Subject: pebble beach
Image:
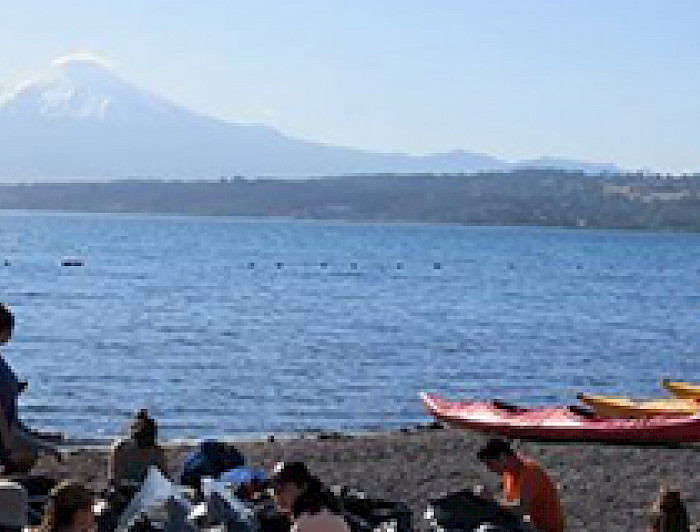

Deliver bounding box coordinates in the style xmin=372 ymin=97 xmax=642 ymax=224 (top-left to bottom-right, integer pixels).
xmin=31 ymin=425 xmax=700 ymax=531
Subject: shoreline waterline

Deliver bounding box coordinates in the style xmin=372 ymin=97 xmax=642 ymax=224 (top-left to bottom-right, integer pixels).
xmin=1 ymin=206 xmax=700 ymax=234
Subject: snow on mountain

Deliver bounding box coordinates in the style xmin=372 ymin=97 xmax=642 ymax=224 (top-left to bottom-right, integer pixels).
xmin=0 ymin=54 xmax=617 ymax=182
xmin=0 ymin=53 xmax=201 ymax=125
xmin=2 ymin=56 xmax=118 ymax=120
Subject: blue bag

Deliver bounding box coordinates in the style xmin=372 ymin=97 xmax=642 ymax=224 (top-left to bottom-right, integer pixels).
xmin=180 ymin=440 xmax=245 ymax=490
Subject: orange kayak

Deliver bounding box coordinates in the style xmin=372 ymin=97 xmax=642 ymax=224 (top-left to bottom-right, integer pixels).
xmin=577 ymin=393 xmax=698 ymax=419
xmin=662 ymin=379 xmax=700 ymax=400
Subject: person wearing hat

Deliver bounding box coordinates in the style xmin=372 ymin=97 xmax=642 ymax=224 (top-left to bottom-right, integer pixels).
xmin=476 ymin=438 xmax=565 ymax=532
xmin=37 ymin=480 xmax=96 ymax=532
xmin=0 ymin=303 xmax=61 ymax=474
xmin=269 ymin=461 xmax=350 ymax=532
xmin=0 ymin=479 xmax=28 ymax=532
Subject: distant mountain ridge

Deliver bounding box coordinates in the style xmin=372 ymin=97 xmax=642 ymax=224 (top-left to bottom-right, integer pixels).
xmin=0 ymin=54 xmax=620 ymax=182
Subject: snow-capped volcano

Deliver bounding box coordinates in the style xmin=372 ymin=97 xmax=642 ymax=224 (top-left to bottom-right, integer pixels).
xmin=0 ymin=54 xmax=616 ymax=182
xmin=1 ymin=53 xmax=196 ymax=125
xmin=2 ymin=55 xmax=118 ymax=120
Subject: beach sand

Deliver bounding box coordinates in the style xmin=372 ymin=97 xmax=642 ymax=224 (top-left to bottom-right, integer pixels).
xmin=31 ymin=426 xmax=700 ymax=531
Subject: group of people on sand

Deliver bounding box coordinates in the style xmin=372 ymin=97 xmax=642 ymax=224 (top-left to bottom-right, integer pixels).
xmin=0 ymin=400 xmax=352 ymax=532
xmin=0 ymin=302 xmax=693 ymax=532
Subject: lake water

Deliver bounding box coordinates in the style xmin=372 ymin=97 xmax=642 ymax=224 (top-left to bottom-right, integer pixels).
xmin=0 ymin=211 xmax=698 ymax=440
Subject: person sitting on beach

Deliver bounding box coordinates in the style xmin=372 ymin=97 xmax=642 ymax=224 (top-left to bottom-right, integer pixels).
xmin=0 ymin=303 xmax=61 ymax=474
xmin=476 ymin=438 xmax=564 ymax=532
xmin=270 ymin=461 xmax=350 ymax=532
xmin=38 ymin=480 xmax=97 ymax=532
xmin=649 ymin=486 xmax=690 ymax=532
xmin=108 ymin=409 xmax=167 ymax=496
xmin=101 ymin=409 xmax=167 ymax=531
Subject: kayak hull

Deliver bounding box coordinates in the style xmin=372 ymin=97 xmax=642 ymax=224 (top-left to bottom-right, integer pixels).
xmin=662 ymin=380 xmax=700 ymax=400
xmin=421 ymin=393 xmax=700 ymax=444
xmin=577 ymin=393 xmax=698 ymax=419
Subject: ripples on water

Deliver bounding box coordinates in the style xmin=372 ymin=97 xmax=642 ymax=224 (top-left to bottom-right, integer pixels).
xmin=0 ymin=212 xmax=698 ymax=440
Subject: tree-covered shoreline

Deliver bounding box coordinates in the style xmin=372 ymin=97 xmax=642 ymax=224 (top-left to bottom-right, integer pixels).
xmin=0 ymin=169 xmax=698 ymax=231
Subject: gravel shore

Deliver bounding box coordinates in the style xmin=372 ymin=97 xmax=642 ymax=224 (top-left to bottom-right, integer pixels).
xmin=30 ymin=426 xmax=700 ymax=531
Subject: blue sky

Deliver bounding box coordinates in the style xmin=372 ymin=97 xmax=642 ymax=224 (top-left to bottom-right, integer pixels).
xmin=1 ymin=0 xmax=699 ymax=173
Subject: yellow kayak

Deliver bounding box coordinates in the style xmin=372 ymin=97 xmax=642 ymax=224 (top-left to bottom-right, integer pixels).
xmin=577 ymin=392 xmax=698 ymax=419
xmin=661 ymin=379 xmax=700 ymax=400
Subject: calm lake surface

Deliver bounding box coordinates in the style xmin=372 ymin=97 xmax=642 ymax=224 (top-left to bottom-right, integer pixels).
xmin=0 ymin=211 xmax=698 ymax=440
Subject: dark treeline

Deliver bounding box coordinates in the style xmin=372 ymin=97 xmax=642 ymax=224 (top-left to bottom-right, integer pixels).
xmin=0 ymin=169 xmax=698 ymax=230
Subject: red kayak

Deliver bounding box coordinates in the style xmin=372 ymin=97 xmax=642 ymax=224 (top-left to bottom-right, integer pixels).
xmin=421 ymin=393 xmax=700 ymax=444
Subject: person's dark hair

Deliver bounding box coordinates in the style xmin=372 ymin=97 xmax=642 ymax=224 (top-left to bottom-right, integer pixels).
xmin=0 ymin=303 xmax=13 ymax=333
xmin=39 ymin=480 xmax=93 ymax=532
xmin=650 ymin=487 xmax=690 ymax=532
xmin=132 ymin=409 xmax=157 ymax=448
xmin=270 ymin=461 xmax=340 ymax=518
xmin=477 ymin=438 xmax=515 ymax=462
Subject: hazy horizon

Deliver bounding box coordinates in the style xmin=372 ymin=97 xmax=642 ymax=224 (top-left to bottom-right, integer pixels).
xmin=1 ymin=1 xmax=699 ymax=173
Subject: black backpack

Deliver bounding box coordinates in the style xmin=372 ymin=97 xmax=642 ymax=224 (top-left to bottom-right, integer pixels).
xmin=425 ymin=489 xmax=531 ymax=531
xmin=333 ymin=485 xmax=412 ymax=532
